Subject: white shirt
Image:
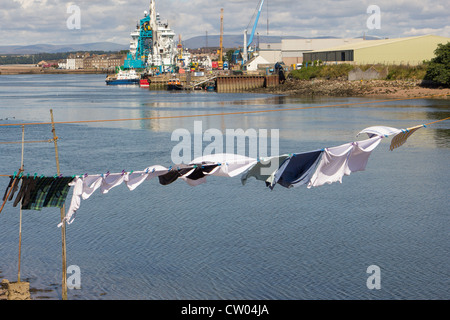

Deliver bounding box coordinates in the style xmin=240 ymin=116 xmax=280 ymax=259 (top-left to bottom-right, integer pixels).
xmin=308 ymin=136 xmax=381 ymax=188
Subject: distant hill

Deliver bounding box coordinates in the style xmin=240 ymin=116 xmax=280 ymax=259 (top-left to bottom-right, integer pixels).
xmin=183 ymin=35 xmax=308 ymax=49
xmin=0 ymin=35 xmax=382 ymax=55
xmin=181 ymin=35 xmax=363 ymax=49
xmin=0 ymin=42 xmax=128 ymax=55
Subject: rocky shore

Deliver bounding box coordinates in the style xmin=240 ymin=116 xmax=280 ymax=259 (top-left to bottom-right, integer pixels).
xmin=255 ymin=79 xmax=450 ymax=99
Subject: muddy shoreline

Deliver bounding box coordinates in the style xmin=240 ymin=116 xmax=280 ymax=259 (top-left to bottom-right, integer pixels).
xmin=254 ymin=79 xmax=450 ymax=99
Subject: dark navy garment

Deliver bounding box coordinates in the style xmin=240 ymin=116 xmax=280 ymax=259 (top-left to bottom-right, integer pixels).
xmin=269 ymin=149 xmax=323 ymax=189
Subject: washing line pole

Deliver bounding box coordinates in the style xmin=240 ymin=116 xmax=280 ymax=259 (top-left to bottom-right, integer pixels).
xmin=50 ymin=109 xmax=68 ymax=301
xmin=17 ymin=125 xmax=25 ymax=283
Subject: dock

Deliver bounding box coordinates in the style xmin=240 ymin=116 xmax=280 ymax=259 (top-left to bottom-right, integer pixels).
xmin=147 ymin=73 xmax=280 ymax=92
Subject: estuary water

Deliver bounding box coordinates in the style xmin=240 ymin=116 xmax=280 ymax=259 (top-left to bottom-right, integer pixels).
xmin=0 ymin=74 xmax=448 ymax=300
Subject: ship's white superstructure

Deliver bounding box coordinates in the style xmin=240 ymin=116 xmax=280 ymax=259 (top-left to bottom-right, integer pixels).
xmin=126 ymin=1 xmax=177 ymax=73
xmin=148 ymin=12 xmax=177 ymax=73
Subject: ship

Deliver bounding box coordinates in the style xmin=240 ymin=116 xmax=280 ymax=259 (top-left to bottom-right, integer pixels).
xmin=105 ymin=69 xmax=140 ymax=85
xmin=106 ymin=1 xmax=178 ymax=85
xmin=167 ymin=77 xmax=183 ymax=90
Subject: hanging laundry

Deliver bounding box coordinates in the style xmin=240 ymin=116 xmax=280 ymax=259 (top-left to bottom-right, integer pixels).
xmin=2 ymin=176 xmax=14 ymax=202
xmin=389 ymin=125 xmax=423 ymax=151
xmin=158 ymin=165 xmax=197 ymax=186
xmin=60 ymin=166 xmax=169 ymax=227
xmin=24 ymin=177 xmax=55 ymax=211
xmin=357 ymin=126 xmax=401 ymax=138
xmin=179 ymin=164 xmax=220 ymax=187
xmin=43 ymin=177 xmax=73 ymax=208
xmin=241 ymin=155 xmax=290 ymax=186
xmin=346 ymin=136 xmax=382 ymax=173
xmin=307 ymin=136 xmax=381 ymax=188
xmin=13 ymin=176 xmax=37 ymax=208
xmin=269 ymin=150 xmax=323 ymax=190
xmin=21 ymin=177 xmax=52 ymax=210
xmin=189 ymin=153 xmax=258 ymax=178
xmin=2 ymin=175 xmax=21 ymax=202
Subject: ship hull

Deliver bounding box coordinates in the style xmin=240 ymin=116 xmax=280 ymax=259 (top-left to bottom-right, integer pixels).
xmin=167 ymin=84 xmax=183 ymax=90
xmin=106 ymin=79 xmax=140 ymax=85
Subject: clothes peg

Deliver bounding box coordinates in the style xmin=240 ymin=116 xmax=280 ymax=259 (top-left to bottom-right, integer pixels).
xmin=34 ymin=173 xmax=37 ymax=180
xmin=121 ymin=170 xmax=126 ymax=176
xmin=423 ymin=124 xmax=427 ymax=128
xmin=13 ymin=171 xmax=17 ymax=179
xmin=151 ymin=168 xmax=155 ymax=173
xmin=106 ymin=171 xmax=110 ymax=177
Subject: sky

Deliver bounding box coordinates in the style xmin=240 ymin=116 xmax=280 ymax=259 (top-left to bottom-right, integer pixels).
xmin=1 ymin=0 xmax=449 ymax=46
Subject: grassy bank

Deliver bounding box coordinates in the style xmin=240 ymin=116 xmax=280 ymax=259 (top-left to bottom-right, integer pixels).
xmin=288 ymin=63 xmax=429 ymax=81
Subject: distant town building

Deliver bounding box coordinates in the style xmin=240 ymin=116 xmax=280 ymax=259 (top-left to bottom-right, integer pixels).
xmin=243 ymin=55 xmax=270 ymax=71
xmin=58 ymin=60 xmax=67 ymax=69
xmin=66 ymin=52 xmax=90 ymax=70
xmin=65 ymin=52 xmax=125 ymax=70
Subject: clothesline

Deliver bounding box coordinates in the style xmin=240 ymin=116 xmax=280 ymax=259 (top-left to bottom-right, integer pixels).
xmin=0 ymin=139 xmax=55 ymax=145
xmin=1 ymin=119 xmax=449 ymax=227
xmin=55 ymin=121 xmax=439 ymax=227
xmin=0 ymin=95 xmax=448 ymax=128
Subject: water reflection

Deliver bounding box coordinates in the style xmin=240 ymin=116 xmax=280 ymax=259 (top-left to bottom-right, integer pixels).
xmin=0 ymin=75 xmax=449 ymax=149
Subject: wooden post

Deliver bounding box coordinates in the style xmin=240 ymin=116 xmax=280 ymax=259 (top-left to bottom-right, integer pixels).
xmin=50 ymin=109 xmax=68 ymax=300
xmin=17 ymin=125 xmax=25 ymax=283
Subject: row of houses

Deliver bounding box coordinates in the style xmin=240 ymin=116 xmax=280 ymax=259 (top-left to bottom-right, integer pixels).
xmin=244 ymin=34 xmax=450 ymax=71
xmin=65 ymin=53 xmax=126 ymax=70
xmin=37 ymin=53 xmax=126 ymax=70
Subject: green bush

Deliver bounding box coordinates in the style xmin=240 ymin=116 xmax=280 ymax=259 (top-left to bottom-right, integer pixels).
xmin=424 ymin=42 xmax=450 ymax=87
xmin=385 ymin=64 xmax=428 ymax=80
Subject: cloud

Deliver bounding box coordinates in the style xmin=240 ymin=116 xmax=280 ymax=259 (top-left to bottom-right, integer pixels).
xmin=0 ymin=0 xmax=448 ymax=46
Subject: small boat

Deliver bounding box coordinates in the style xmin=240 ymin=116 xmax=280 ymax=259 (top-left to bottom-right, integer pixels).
xmin=106 ymin=69 xmax=140 ymax=85
xmin=140 ymin=79 xmax=150 ymax=88
xmin=167 ymin=78 xmax=183 ymax=90
xmin=205 ymin=81 xmax=216 ymax=92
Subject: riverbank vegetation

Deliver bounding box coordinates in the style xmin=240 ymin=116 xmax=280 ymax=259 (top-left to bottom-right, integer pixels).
xmin=289 ymin=41 xmax=450 ymax=87
xmin=289 ymin=63 xmax=428 ymax=81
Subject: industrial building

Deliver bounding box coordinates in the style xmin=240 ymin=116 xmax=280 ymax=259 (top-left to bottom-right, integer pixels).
xmin=258 ymin=38 xmax=366 ymax=66
xmin=303 ymin=35 xmax=450 ymax=65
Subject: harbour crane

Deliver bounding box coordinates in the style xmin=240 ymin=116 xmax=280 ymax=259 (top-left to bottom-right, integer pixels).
xmin=219 ymin=8 xmax=224 ymax=69
xmin=243 ymin=0 xmax=265 ymax=64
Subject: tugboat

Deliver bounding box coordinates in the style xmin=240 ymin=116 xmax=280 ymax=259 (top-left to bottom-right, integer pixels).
xmin=205 ymin=80 xmax=216 ymax=92
xmin=106 ymin=69 xmax=141 ymax=85
xmin=167 ymin=77 xmax=183 ymax=90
